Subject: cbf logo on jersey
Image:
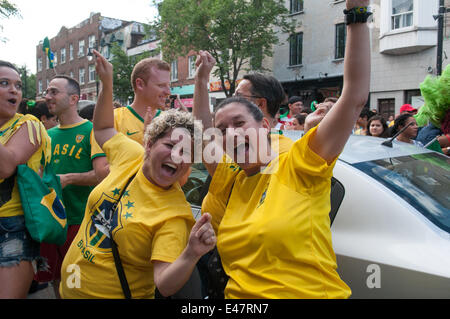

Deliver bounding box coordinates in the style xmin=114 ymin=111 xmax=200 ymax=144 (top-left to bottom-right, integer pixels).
xmin=85 ymin=192 xmax=125 ymax=251
xmin=76 ymin=134 xmax=85 ymax=143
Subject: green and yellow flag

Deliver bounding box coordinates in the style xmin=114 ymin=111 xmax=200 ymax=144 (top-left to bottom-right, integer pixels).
xmin=42 ymin=37 xmax=54 ymax=69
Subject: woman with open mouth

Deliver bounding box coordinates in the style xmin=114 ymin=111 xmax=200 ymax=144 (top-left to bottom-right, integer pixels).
xmin=193 ymin=0 xmax=371 ymax=299
xmin=59 ymin=51 xmax=216 ymax=299
xmin=0 ymin=60 xmax=53 ymax=298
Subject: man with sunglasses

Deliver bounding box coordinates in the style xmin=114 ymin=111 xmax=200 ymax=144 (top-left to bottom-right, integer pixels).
xmin=39 ymin=75 xmax=108 ymax=297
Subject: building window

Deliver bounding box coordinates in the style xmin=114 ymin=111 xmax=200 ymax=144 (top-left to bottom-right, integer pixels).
xmin=38 ymin=80 xmax=42 ymax=94
xmin=69 ymin=71 xmax=74 ymax=79
xmin=88 ymin=35 xmax=96 ymax=49
xmin=378 ymin=98 xmax=395 ymax=121
xmin=171 ymin=60 xmax=178 ymax=82
xmin=335 ymin=23 xmax=346 ymax=60
xmin=89 ymin=65 xmax=96 ymax=83
xmin=188 ymin=56 xmax=196 ymax=78
xmin=37 ymin=58 xmax=42 ymax=72
xmin=79 ymin=68 xmax=85 ymax=84
xmin=70 ymin=44 xmax=74 ymax=61
xmin=289 ymin=32 xmax=303 ymax=66
xmin=101 ymin=46 xmax=110 ymax=59
xmin=53 ymin=53 xmax=57 ymax=67
xmin=290 ymin=0 xmax=303 ymax=14
xmin=78 ymin=40 xmax=85 ymax=57
xmin=61 ymin=48 xmax=66 ymax=64
xmin=391 ymin=0 xmax=413 ymax=30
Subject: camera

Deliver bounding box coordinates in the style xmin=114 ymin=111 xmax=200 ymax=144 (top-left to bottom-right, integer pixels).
xmin=169 ymin=95 xmax=177 ymax=99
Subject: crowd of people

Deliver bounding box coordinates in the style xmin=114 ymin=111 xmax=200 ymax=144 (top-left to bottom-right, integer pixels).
xmin=0 ymin=0 xmax=448 ymax=299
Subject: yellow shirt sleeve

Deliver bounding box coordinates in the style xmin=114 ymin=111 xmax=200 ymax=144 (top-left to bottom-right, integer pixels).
xmin=277 ymin=126 xmax=338 ymax=195
xmin=90 ymin=130 xmax=106 ymax=160
xmin=201 ymin=155 xmax=240 ymax=233
xmin=151 ymin=217 xmax=192 ymax=263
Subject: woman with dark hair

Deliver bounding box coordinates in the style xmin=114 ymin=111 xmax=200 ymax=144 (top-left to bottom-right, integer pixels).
xmin=0 ymin=60 xmax=52 ymax=298
xmin=18 ymin=99 xmax=58 ymax=130
xmin=390 ymin=113 xmax=421 ymax=146
xmin=367 ymin=115 xmax=388 ymax=138
xmin=193 ymin=0 xmax=371 ymax=298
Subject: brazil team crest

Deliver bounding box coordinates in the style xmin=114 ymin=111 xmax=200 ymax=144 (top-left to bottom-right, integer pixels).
xmin=84 ymin=192 xmax=125 ymax=252
xmin=76 ymin=134 xmax=85 ymax=143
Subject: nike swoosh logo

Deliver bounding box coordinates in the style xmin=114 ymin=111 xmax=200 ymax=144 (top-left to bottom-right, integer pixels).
xmin=126 ymin=131 xmax=139 ymax=136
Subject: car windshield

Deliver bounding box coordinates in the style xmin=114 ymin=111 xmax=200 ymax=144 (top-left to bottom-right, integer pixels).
xmin=352 ymin=152 xmax=450 ymax=234
xmin=182 ymin=163 xmax=209 ymax=207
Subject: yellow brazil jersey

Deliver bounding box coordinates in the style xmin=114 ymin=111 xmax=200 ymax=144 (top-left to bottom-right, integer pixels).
xmin=91 ymin=106 xmax=147 ymax=155
xmin=114 ymin=106 xmax=145 ymax=144
xmin=60 ymin=133 xmax=195 ymax=299
xmin=201 ymin=133 xmax=294 ymax=233
xmin=0 ymin=114 xmax=51 ymax=218
xmin=211 ymin=126 xmax=351 ymax=299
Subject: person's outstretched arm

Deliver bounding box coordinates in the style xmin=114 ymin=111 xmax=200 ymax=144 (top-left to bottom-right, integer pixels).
xmin=92 ymin=49 xmax=117 ymax=148
xmin=309 ymin=0 xmax=371 ymax=163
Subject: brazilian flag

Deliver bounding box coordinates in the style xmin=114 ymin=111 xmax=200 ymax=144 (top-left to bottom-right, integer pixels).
xmin=17 ymin=163 xmax=67 ymax=245
xmin=42 ymin=37 xmax=54 ymax=69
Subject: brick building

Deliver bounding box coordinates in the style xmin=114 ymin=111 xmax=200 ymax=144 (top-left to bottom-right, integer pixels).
xmin=35 ymin=12 xmax=128 ymax=101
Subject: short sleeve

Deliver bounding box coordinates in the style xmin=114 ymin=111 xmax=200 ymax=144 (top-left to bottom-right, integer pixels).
xmin=277 ymin=126 xmax=338 ymax=195
xmin=90 ymin=130 xmax=106 ymax=160
xmin=102 ymin=133 xmax=144 ymax=172
xmin=201 ymin=155 xmax=240 ymax=233
xmin=151 ymin=217 xmax=192 ymax=263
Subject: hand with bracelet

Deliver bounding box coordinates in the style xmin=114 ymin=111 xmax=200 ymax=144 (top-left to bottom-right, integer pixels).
xmin=344 ymin=0 xmax=371 ymax=25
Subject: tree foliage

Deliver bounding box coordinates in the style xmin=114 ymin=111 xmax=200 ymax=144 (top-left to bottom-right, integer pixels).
xmin=109 ymin=43 xmax=152 ymax=104
xmin=0 ymin=0 xmax=20 ymax=42
xmin=17 ymin=65 xmax=36 ymax=99
xmin=153 ymin=0 xmax=295 ymax=97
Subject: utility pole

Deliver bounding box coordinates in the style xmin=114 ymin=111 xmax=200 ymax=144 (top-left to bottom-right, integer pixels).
xmin=435 ymin=0 xmax=449 ymax=75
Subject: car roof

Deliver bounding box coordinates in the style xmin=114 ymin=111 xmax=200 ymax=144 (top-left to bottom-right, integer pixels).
xmin=77 ymin=99 xmax=95 ymax=111
xmin=281 ymin=130 xmax=434 ymax=164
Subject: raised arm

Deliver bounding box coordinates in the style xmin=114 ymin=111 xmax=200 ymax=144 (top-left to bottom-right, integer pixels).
xmin=193 ymin=50 xmax=215 ymax=130
xmin=92 ymin=50 xmax=117 ymax=148
xmin=193 ymin=50 xmax=223 ymax=176
xmin=309 ymin=0 xmax=371 ymax=163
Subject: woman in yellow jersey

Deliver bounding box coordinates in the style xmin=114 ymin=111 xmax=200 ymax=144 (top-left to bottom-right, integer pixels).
xmin=0 ymin=61 xmax=52 ymax=298
xmin=193 ymin=0 xmax=370 ymax=298
xmin=59 ymin=51 xmax=216 ymax=299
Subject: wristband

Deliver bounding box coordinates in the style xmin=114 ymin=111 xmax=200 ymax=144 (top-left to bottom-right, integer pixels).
xmin=344 ymin=6 xmax=373 ymax=25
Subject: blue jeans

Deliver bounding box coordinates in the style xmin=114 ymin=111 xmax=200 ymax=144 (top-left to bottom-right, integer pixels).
xmin=0 ymin=215 xmax=42 ymax=271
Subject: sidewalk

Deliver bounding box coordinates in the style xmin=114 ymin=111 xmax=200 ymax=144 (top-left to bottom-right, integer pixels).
xmin=27 ymin=283 xmax=57 ymax=299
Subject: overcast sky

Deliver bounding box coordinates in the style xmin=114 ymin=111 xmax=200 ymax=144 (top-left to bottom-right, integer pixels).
xmin=1 ymin=0 xmax=158 ymax=73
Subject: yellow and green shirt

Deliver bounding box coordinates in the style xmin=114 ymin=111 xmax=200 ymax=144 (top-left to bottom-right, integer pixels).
xmin=0 ymin=113 xmax=52 ymax=218
xmin=60 ymin=133 xmax=195 ymax=299
xmin=48 ymin=120 xmax=105 ymax=225
xmin=206 ymin=127 xmax=351 ymax=299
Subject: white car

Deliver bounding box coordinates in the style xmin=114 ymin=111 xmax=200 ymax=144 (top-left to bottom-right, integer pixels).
xmin=183 ymin=132 xmax=450 ymax=298
xmin=330 ymin=134 xmax=450 ymax=298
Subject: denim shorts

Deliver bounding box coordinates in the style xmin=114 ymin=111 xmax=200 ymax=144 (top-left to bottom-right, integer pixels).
xmin=0 ymin=215 xmax=43 ymax=272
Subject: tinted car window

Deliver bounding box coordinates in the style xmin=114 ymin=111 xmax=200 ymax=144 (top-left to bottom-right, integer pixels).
xmin=182 ymin=163 xmax=209 ymax=207
xmin=352 ymin=152 xmax=450 ymax=234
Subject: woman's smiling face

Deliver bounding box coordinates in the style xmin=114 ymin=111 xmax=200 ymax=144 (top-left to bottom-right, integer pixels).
xmin=0 ymin=66 xmax=22 ymax=122
xmin=143 ymin=127 xmax=193 ymax=189
xmin=214 ymin=101 xmax=270 ymax=175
